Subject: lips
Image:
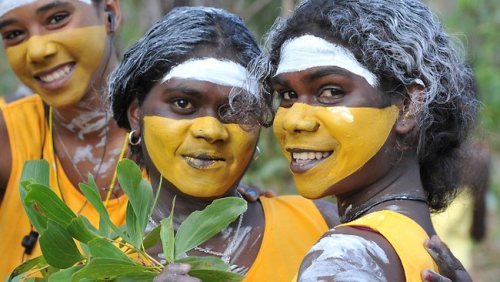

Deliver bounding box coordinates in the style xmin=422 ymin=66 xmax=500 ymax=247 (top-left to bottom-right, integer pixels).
xmin=182 ymin=153 xmax=226 ymax=169
xmin=288 ymin=149 xmax=333 ymax=173
xmin=34 ymin=63 xmax=75 ymax=90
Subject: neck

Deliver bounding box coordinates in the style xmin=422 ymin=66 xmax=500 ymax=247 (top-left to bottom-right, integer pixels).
xmin=337 ymin=152 xmax=427 ymax=223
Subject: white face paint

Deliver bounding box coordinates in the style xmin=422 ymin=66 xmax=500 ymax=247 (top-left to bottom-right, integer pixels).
xmin=162 ymin=58 xmax=259 ymax=98
xmin=275 ymin=34 xmax=378 ymax=87
xmin=0 ymin=0 xmax=92 ymax=17
xmin=299 ymin=233 xmax=389 ymax=282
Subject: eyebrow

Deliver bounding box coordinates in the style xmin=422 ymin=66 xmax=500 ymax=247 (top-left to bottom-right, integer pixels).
xmin=163 ymin=84 xmax=203 ymax=97
xmin=36 ymin=1 xmax=71 ymax=16
xmin=0 ymin=18 xmax=16 ymax=30
xmin=272 ymin=66 xmax=355 ymax=87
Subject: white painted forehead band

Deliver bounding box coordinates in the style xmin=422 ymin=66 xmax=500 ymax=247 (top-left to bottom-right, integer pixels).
xmin=275 ymin=34 xmax=379 ymax=87
xmin=162 ymin=58 xmax=259 ymax=98
xmin=0 ymin=0 xmax=92 ymax=18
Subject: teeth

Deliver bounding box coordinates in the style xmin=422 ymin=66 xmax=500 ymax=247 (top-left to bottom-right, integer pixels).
xmin=292 ymin=151 xmax=332 ymax=161
xmin=39 ymin=65 xmax=72 ymax=83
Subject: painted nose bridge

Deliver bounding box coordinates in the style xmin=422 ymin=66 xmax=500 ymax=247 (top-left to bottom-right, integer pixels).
xmin=190 ymin=117 xmax=229 ymax=143
xmin=26 ymin=35 xmax=57 ymax=63
xmin=282 ymin=103 xmax=320 ymax=133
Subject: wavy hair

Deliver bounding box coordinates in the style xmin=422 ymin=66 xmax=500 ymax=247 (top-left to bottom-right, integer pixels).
xmin=108 ymin=6 xmax=268 ymax=130
xmin=253 ymin=0 xmax=479 ymax=211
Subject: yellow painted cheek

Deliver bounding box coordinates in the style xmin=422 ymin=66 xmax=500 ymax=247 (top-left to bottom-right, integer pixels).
xmin=272 ymin=107 xmax=291 ymax=162
xmin=144 ymin=116 xmax=258 ymax=198
xmin=5 ymin=25 xmax=106 ymax=107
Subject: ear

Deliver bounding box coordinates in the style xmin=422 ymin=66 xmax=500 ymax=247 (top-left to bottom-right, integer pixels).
xmin=127 ymin=98 xmax=141 ymax=135
xmin=104 ymin=0 xmax=122 ymax=33
xmin=395 ymin=83 xmax=425 ymax=135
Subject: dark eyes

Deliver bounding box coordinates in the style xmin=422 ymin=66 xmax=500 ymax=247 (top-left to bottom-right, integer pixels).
xmin=172 ymin=98 xmax=194 ymax=110
xmin=2 ymin=30 xmax=23 ymax=41
xmin=47 ymin=12 xmax=70 ymax=27
xmin=277 ymin=86 xmax=345 ymax=107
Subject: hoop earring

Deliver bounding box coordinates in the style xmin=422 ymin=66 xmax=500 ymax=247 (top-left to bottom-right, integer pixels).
xmin=128 ymin=130 xmax=142 ymax=146
xmin=253 ymin=146 xmax=261 ymax=161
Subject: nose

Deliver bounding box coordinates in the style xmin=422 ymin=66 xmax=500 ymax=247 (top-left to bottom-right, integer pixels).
xmin=190 ymin=117 xmax=229 ymax=143
xmin=282 ymin=104 xmax=320 ymax=133
xmin=26 ymin=35 xmax=57 ymax=64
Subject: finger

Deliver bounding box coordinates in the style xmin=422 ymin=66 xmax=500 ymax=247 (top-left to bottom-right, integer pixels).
xmin=237 ymin=186 xmax=259 ymax=202
xmin=263 ymin=190 xmax=277 ymax=198
xmin=421 ymin=269 xmax=452 ymax=282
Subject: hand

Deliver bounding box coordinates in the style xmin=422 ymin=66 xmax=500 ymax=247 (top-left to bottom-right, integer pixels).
xmin=153 ymin=263 xmax=201 ymax=282
xmin=237 ymin=183 xmax=276 ymax=202
xmin=421 ymin=235 xmax=472 ymax=282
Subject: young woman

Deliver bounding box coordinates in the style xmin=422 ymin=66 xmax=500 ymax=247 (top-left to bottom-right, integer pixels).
xmin=0 ymin=0 xmax=128 ymax=276
xmin=108 ymin=7 xmax=335 ymax=281
xmin=255 ymin=0 xmax=479 ymax=280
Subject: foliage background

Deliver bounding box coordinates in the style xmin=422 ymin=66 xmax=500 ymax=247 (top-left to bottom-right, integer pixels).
xmin=0 ymin=0 xmax=499 ymax=280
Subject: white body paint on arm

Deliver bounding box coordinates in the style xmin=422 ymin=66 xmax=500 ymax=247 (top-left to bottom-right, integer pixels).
xmin=299 ymin=233 xmax=389 ymax=282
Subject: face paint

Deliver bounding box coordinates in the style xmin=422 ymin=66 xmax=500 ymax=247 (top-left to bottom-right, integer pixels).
xmin=273 ymin=103 xmax=399 ymax=199
xmin=144 ymin=115 xmax=258 ymax=198
xmin=0 ymin=0 xmax=92 ymax=17
xmin=163 ymin=58 xmax=259 ymax=98
xmin=5 ymin=25 xmax=106 ymax=107
xmin=275 ymin=35 xmax=378 ymax=87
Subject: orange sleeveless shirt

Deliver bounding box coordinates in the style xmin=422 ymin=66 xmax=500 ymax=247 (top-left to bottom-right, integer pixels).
xmin=0 ymin=96 xmax=128 ymax=279
xmin=244 ymin=195 xmax=328 ymax=281
xmin=338 ymin=210 xmax=438 ymax=281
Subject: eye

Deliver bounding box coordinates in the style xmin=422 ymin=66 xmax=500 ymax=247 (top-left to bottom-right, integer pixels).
xmin=47 ymin=12 xmax=70 ymax=27
xmin=170 ymin=98 xmax=196 ymax=115
xmin=2 ymin=29 xmax=24 ymax=42
xmin=281 ymin=91 xmax=298 ymax=101
xmin=317 ymin=86 xmax=345 ymax=104
xmin=173 ymin=98 xmax=193 ymax=109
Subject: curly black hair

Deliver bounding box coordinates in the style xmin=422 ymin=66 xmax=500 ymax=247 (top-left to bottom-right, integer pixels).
xmin=253 ymin=0 xmax=479 ymax=211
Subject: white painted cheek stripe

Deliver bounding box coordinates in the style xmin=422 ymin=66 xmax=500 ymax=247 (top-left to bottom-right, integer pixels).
xmin=275 ymin=34 xmax=378 ymax=87
xmin=0 ymin=0 xmax=92 ymax=17
xmin=162 ymin=58 xmax=259 ymax=98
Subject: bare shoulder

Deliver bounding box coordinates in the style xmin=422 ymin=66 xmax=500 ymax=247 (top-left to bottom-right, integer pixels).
xmin=312 ymin=199 xmax=339 ymax=228
xmin=297 ymin=226 xmax=404 ymax=282
xmin=0 ymin=108 xmax=12 ymax=198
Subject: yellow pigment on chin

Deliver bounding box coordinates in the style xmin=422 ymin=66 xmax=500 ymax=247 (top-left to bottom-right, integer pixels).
xmin=273 ymin=103 xmax=399 ymax=199
xmin=5 ymin=25 xmax=106 ymax=107
xmin=144 ymin=115 xmax=258 ymax=198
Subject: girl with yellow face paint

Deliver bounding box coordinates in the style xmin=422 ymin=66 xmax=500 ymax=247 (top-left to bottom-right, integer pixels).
xmin=0 ymin=0 xmax=129 ymax=276
xmin=256 ymin=0 xmax=479 ymax=281
xmin=109 ymin=7 xmax=338 ymax=281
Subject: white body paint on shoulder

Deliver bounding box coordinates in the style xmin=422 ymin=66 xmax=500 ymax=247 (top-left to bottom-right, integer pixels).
xmin=275 ymin=34 xmax=379 ymax=87
xmin=299 ymin=233 xmax=389 ymax=282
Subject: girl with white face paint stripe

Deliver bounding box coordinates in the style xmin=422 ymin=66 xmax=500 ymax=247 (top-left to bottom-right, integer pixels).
xmin=254 ymin=0 xmax=478 ymax=281
xmin=0 ymin=0 xmax=129 ymax=276
xmin=108 ymin=7 xmax=339 ymax=281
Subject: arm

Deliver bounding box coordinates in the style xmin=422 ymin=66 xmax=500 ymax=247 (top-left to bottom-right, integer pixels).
xmin=298 ymin=226 xmax=404 ymax=281
xmin=0 ymin=109 xmax=13 ymax=202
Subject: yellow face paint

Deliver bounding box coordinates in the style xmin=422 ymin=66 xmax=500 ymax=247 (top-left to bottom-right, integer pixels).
xmin=5 ymin=25 xmax=106 ymax=107
xmin=144 ymin=115 xmax=259 ymax=198
xmin=273 ymin=103 xmax=399 ymax=199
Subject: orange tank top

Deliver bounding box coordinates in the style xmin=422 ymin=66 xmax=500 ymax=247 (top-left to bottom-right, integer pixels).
xmin=0 ymin=96 xmax=128 ymax=279
xmin=244 ymin=195 xmax=328 ymax=282
xmin=338 ymin=210 xmax=438 ymax=281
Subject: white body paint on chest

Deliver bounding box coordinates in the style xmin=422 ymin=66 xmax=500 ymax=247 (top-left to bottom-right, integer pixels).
xmin=299 ymin=233 xmax=389 ymax=282
xmin=0 ymin=0 xmax=92 ymax=17
xmin=275 ymin=34 xmax=379 ymax=87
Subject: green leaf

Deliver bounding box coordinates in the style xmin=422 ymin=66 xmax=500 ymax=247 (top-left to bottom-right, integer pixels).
xmin=9 ymin=256 xmax=47 ymax=281
xmin=175 ymin=197 xmax=247 ymax=258
xmin=118 ymin=160 xmax=154 ymax=238
xmin=79 ymin=175 xmax=124 ymax=240
xmin=67 ymin=217 xmax=99 ymax=244
xmin=87 ymin=238 xmax=132 ymax=263
xmin=188 ymin=269 xmax=244 ymax=282
xmin=125 ymin=202 xmax=142 ymax=248
xmin=39 ymin=220 xmax=83 ymax=269
xmin=19 ymin=160 xmax=51 ymax=233
xmin=176 ymin=256 xmax=229 ymax=272
xmin=143 ymin=225 xmax=161 ymax=250
xmin=160 ymin=197 xmax=175 ymax=264
xmin=47 ymin=265 xmax=83 ymax=282
xmin=71 ymin=258 xmax=156 ymax=282
xmin=24 ymin=184 xmax=77 ymax=227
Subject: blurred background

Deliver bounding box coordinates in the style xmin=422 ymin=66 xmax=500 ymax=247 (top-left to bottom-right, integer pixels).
xmin=1 ymin=0 xmax=498 ymax=280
